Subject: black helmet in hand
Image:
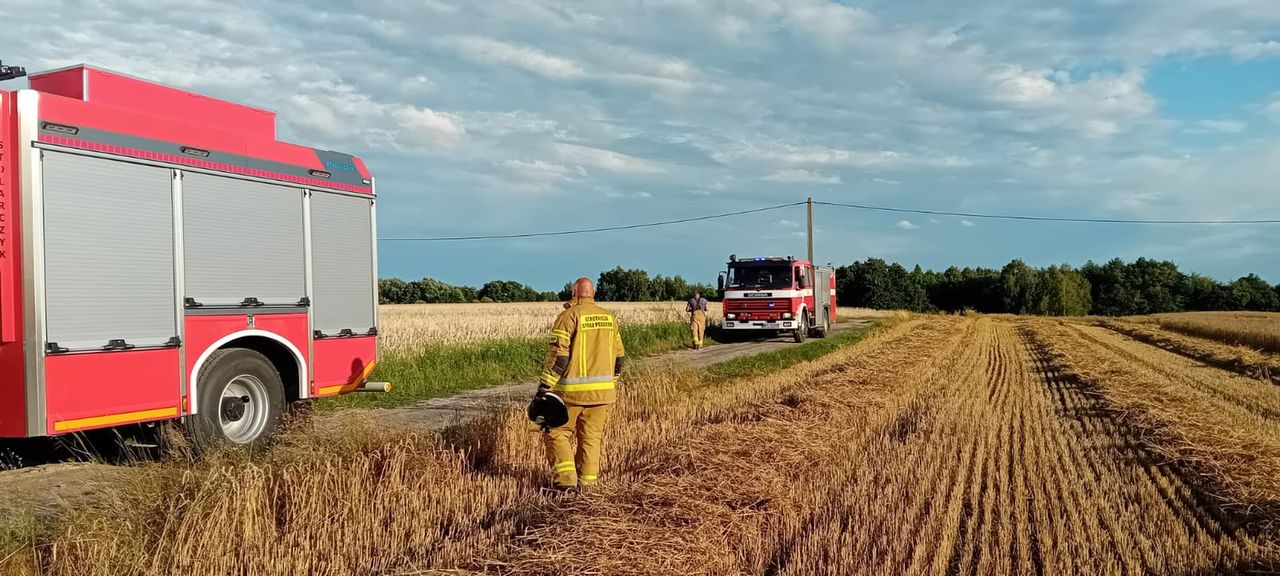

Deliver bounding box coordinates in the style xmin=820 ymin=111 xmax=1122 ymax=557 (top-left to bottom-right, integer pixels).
xmin=528 ymin=391 xmax=569 ymax=431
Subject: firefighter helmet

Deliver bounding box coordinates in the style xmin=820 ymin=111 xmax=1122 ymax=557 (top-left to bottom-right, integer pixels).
xmin=528 ymin=391 xmax=569 ymax=431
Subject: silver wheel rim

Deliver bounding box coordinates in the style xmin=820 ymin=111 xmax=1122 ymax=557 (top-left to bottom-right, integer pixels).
xmin=219 ymin=374 xmax=270 ymax=444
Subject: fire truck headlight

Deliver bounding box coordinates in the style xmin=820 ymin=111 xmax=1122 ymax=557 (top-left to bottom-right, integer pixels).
xmin=782 ymin=312 xmax=793 ymax=319
xmin=726 ymin=313 xmax=737 ymax=320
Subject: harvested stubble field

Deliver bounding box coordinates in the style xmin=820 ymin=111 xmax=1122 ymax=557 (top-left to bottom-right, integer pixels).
xmin=8 ymin=315 xmax=1280 ymax=575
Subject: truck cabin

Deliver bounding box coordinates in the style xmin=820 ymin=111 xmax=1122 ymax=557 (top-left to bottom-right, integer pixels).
xmin=721 ymin=257 xmax=815 ymax=293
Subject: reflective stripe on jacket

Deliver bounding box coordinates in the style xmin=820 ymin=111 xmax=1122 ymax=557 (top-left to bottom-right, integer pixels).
xmin=541 ymin=297 xmax=625 ymax=405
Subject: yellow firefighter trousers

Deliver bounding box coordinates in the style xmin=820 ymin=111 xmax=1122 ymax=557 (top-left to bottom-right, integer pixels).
xmin=545 ymin=403 xmax=612 ymax=487
xmin=690 ymin=311 xmax=707 ymax=348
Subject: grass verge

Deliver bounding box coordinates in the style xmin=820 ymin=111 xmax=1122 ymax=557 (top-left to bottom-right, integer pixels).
xmin=318 ymin=321 xmax=694 ymax=410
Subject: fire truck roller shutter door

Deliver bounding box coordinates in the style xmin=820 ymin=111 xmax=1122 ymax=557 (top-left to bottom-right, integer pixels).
xmin=182 ymin=173 xmax=304 ymax=307
xmin=309 ymin=191 xmax=374 ymax=336
xmin=41 ymin=151 xmax=177 ymax=350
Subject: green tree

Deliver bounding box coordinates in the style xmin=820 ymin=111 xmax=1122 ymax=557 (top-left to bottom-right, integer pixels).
xmin=1082 ymin=259 xmax=1139 ymax=316
xmin=408 ymin=278 xmax=467 ymax=303
xmin=478 ymin=280 xmax=540 ymax=303
xmin=378 ymin=278 xmax=411 ymax=304
xmin=837 ymin=258 xmax=893 ymax=309
xmin=1184 ymin=274 xmax=1229 ymax=311
xmin=597 ymin=267 xmax=652 ymax=301
xmin=650 ymin=274 xmax=693 ymax=301
xmin=1033 ymin=265 xmax=1092 ymax=316
xmin=1128 ymin=258 xmax=1186 ymax=313
xmin=1228 ymin=274 xmax=1279 ymax=311
xmin=836 ymin=259 xmax=929 ymax=311
xmin=999 ymin=259 xmax=1039 ymax=314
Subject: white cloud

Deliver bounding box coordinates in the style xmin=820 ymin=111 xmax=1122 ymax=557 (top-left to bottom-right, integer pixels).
xmin=761 ymin=169 xmax=842 ymax=184
xmin=392 ymin=105 xmax=468 ymax=143
xmin=785 ymin=1 xmax=873 ymax=52
xmin=499 ymin=159 xmax=580 ymax=183
xmin=872 ymin=177 xmax=901 ymax=185
xmin=440 ymin=36 xmax=584 ymax=79
xmin=1265 ymin=93 xmax=1280 ymax=123
xmin=286 ymin=92 xmax=466 ymax=150
xmin=961 ymin=220 xmax=976 ymax=227
xmin=896 ymin=220 xmax=919 ymax=230
xmin=778 ymin=219 xmax=800 ymax=228
xmin=1183 ymin=119 xmax=1246 ymax=134
xmin=602 ymin=190 xmax=654 ymax=200
xmin=1080 ymin=119 xmax=1121 ymax=139
xmin=555 ymin=143 xmax=665 ymax=174
xmin=1230 ymin=41 xmax=1280 ymax=60
xmin=988 ymin=66 xmax=1057 ymax=105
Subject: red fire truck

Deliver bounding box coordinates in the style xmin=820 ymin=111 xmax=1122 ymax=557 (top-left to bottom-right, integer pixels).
xmin=718 ymin=255 xmax=837 ymax=343
xmin=0 ymin=64 xmax=384 ymax=449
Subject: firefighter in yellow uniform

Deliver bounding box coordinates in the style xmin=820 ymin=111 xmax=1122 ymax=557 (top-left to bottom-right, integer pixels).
xmin=540 ymin=277 xmax=625 ymax=490
xmin=686 ymin=290 xmax=708 ymax=349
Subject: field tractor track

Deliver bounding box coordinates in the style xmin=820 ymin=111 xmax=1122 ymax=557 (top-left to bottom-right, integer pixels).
xmin=1022 ymin=322 xmax=1277 ymax=575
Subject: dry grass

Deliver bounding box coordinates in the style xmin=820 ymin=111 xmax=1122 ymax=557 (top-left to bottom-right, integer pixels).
xmin=9 ymin=315 xmax=1280 ymax=575
xmin=379 ymin=302 xmax=879 ymax=352
xmin=1142 ymin=311 xmax=1280 ymax=354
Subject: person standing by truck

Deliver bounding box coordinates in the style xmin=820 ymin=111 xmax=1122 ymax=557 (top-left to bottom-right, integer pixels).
xmin=538 ymin=277 xmax=625 ymax=492
xmin=686 ymin=290 xmax=709 ymax=350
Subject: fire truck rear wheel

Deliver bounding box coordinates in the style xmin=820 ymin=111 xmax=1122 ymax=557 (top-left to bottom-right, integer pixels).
xmin=188 ymin=348 xmax=286 ymax=452
xmin=814 ymin=311 xmax=830 ymax=339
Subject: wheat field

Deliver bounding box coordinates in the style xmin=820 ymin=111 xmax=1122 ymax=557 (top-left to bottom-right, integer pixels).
xmin=14 ymin=314 xmax=1280 ymax=575
xmin=1144 ymin=311 xmax=1280 ymax=353
xmin=378 ymin=302 xmax=877 ymax=353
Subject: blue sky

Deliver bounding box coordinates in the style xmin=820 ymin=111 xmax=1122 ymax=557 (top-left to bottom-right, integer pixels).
xmin=3 ymin=0 xmax=1279 ymax=290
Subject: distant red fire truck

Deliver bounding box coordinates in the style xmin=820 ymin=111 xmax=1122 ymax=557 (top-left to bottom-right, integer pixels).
xmin=718 ymin=255 xmax=837 ymax=343
xmin=0 ymin=64 xmax=384 ymax=448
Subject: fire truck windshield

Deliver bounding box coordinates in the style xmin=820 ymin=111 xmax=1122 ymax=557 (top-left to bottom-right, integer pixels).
xmin=727 ymin=264 xmax=793 ymax=290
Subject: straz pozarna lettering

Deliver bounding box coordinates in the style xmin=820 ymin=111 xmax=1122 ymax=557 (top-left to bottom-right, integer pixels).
xmin=580 ymin=315 xmax=615 ymax=330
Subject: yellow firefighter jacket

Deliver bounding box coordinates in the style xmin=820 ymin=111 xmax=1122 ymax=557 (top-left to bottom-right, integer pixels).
xmin=541 ymin=297 xmax=625 ymax=405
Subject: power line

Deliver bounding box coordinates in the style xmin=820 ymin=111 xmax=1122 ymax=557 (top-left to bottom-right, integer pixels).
xmin=814 ymin=201 xmax=1280 ymax=225
xmin=378 ymin=198 xmax=1280 ymax=243
xmin=379 ymin=201 xmax=806 ymax=242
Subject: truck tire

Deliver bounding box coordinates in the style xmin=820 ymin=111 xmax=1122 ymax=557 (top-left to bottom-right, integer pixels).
xmin=793 ymin=313 xmax=808 ymax=343
xmin=814 ymin=310 xmax=830 ymax=339
xmin=186 ymin=348 xmax=285 ymax=453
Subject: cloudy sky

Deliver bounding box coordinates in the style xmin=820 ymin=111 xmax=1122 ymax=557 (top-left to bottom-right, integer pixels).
xmin=3 ymin=0 xmax=1279 ymax=289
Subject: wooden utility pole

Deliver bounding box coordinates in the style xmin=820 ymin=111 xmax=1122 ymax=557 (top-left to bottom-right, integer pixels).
xmin=806 ymin=197 xmax=814 ymax=264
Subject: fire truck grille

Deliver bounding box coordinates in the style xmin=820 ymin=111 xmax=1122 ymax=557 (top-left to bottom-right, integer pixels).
xmin=728 ymin=299 xmax=790 ymax=312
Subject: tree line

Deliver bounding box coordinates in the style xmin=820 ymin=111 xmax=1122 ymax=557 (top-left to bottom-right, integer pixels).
xmin=837 ymin=257 xmax=1280 ymax=316
xmin=379 ymin=267 xmax=717 ymax=304
xmin=381 ymin=257 xmax=1278 ymax=316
